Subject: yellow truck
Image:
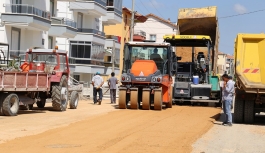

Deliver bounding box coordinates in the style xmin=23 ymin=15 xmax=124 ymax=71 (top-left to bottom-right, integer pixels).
xmin=234 ymin=33 xmax=265 ymax=124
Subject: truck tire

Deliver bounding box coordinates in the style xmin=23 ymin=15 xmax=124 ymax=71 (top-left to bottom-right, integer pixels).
xmin=2 ymin=93 xmax=19 ymax=116
xmin=37 ymin=99 xmax=46 ymax=108
xmin=69 ymin=91 xmax=79 ymax=109
xmin=51 ymin=75 xmax=68 ymax=111
xmin=244 ymin=100 xmax=254 ymax=124
xmin=234 ymin=98 xmax=244 ymax=123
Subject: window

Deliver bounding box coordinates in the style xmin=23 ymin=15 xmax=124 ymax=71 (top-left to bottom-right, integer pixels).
xmin=77 ymin=13 xmax=83 ymax=29
xmin=48 ymin=36 xmax=53 ymax=49
xmin=107 ymin=0 xmax=114 ymax=6
xmin=124 ymin=15 xmax=127 ymax=25
xmin=73 ymin=75 xmax=80 ymax=81
xmin=50 ymin=0 xmax=54 ymax=16
xmin=150 ymin=34 xmax=156 ymax=41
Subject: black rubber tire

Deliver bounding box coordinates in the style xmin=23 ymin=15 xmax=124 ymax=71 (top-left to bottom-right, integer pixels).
xmin=0 ymin=94 xmax=5 ymax=116
xmin=37 ymin=99 xmax=46 ymax=108
xmin=244 ymin=100 xmax=255 ymax=124
xmin=69 ymin=91 xmax=79 ymax=109
xmin=234 ymin=97 xmax=244 ymax=123
xmin=51 ymin=75 xmax=68 ymax=111
xmin=2 ymin=93 xmax=19 ymax=116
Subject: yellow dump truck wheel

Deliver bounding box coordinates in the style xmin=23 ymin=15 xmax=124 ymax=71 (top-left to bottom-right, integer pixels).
xmin=244 ymin=100 xmax=254 ymax=124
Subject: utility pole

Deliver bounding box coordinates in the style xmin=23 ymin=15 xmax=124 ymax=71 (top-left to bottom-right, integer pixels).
xmin=112 ymin=39 xmax=115 ymax=72
xmin=130 ymin=0 xmax=135 ymax=41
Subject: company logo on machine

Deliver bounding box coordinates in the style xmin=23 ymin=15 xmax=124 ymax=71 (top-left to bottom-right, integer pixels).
xmin=180 ymin=89 xmax=184 ymax=94
xmin=139 ymin=71 xmax=144 ymax=76
xmin=135 ymin=78 xmax=146 ymax=81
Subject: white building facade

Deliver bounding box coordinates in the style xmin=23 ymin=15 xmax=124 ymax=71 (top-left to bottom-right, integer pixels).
xmin=134 ymin=13 xmax=177 ymax=43
xmin=0 ymin=0 xmax=122 ymax=84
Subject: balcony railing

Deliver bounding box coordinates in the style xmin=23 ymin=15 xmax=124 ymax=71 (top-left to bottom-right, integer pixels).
xmin=107 ymin=6 xmax=122 ymax=16
xmin=77 ymin=0 xmax=106 ymax=6
xmin=4 ymin=4 xmax=51 ymax=20
xmin=134 ymin=30 xmax=146 ymax=37
xmin=77 ymin=28 xmax=105 ymax=37
xmin=51 ymin=17 xmax=77 ymax=29
xmin=105 ymin=35 xmax=118 ymax=41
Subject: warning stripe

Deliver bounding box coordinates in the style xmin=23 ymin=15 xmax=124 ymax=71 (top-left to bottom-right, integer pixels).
xmin=243 ymin=69 xmax=250 ymax=73
xmin=251 ymin=69 xmax=259 ymax=73
xmin=243 ymin=68 xmax=260 ymax=73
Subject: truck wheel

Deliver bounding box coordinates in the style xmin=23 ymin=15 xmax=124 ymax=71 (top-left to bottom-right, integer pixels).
xmin=69 ymin=91 xmax=79 ymax=109
xmin=244 ymin=100 xmax=254 ymax=124
xmin=51 ymin=75 xmax=68 ymax=111
xmin=166 ymin=86 xmax=173 ymax=108
xmin=2 ymin=93 xmax=19 ymax=116
xmin=37 ymin=99 xmax=46 ymax=108
xmin=234 ymin=98 xmax=244 ymax=123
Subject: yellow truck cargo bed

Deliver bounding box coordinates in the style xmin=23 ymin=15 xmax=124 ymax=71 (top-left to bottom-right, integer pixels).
xmin=235 ymin=33 xmax=265 ymax=92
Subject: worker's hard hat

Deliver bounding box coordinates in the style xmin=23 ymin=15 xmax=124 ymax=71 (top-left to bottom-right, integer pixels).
xmin=96 ymin=72 xmax=100 ymax=75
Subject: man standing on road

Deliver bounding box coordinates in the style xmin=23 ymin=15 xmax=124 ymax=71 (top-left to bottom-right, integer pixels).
xmin=222 ymin=74 xmax=235 ymax=126
xmin=108 ymin=72 xmax=118 ymax=104
xmin=92 ymin=72 xmax=104 ymax=105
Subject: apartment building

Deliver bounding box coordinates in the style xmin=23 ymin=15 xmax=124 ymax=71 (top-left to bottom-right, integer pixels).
xmin=0 ymin=0 xmax=51 ymax=55
xmin=0 ymin=0 xmax=123 ymax=84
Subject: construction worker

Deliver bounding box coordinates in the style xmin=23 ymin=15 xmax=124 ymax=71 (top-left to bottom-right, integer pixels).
xmin=92 ymin=72 xmax=104 ymax=105
xmin=221 ymin=74 xmax=235 ymax=126
xmin=108 ymin=72 xmax=118 ymax=104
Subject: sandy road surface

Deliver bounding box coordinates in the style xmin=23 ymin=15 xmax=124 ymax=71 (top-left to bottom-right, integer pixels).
xmin=0 ymin=99 xmax=119 ymax=144
xmin=0 ymin=100 xmax=220 ymax=153
xmin=193 ymin=108 xmax=265 ymax=153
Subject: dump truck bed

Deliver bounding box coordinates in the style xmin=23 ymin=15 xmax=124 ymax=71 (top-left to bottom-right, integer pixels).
xmin=0 ymin=71 xmax=50 ymax=91
xmin=177 ymin=6 xmax=219 ymax=74
xmin=235 ymin=33 xmax=265 ymax=92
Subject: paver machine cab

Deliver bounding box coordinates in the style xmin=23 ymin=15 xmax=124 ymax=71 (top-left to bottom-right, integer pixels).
xmin=119 ymin=41 xmax=177 ymax=110
xmin=163 ymin=6 xmax=221 ymax=105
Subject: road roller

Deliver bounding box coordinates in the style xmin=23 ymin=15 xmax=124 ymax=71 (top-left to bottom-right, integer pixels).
xmin=118 ymin=41 xmax=177 ymax=110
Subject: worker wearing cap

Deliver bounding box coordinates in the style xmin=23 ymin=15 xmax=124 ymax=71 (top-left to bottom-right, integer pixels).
xmin=92 ymin=72 xmax=104 ymax=105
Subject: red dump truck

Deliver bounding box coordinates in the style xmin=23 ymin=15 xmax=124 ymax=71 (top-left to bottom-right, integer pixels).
xmin=0 ymin=45 xmax=79 ymax=116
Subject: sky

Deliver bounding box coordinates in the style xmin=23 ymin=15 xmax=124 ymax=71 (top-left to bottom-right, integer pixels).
xmin=123 ymin=0 xmax=265 ymax=55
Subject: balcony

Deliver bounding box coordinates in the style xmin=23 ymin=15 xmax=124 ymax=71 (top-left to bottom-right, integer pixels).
xmin=49 ymin=17 xmax=77 ymax=38
xmin=72 ymin=28 xmax=105 ymax=45
xmin=1 ymin=4 xmax=51 ymax=31
xmin=70 ymin=0 xmax=107 ymax=17
xmin=102 ymin=6 xmax=122 ymax=25
xmin=133 ymin=30 xmax=146 ymax=42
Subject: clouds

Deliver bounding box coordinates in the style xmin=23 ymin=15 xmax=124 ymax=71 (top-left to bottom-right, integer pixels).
xmin=146 ymin=0 xmax=164 ymax=9
xmin=234 ymin=4 xmax=247 ymax=14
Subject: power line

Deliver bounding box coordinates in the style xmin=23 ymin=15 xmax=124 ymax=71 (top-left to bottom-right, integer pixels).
xmin=148 ymin=0 xmax=165 ymax=19
xmin=219 ymin=8 xmax=265 ymax=19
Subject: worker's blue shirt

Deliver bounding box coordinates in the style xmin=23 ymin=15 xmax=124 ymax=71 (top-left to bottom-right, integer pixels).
xmin=222 ymin=80 xmax=235 ymax=101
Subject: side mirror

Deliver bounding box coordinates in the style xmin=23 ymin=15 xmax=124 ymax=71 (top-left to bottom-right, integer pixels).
xmin=177 ymin=56 xmax=182 ymax=61
xmin=171 ymin=62 xmax=177 ymax=75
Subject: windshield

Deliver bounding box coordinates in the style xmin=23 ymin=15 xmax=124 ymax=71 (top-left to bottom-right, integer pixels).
xmin=28 ymin=54 xmax=57 ymax=65
xmin=123 ymin=45 xmax=169 ymax=74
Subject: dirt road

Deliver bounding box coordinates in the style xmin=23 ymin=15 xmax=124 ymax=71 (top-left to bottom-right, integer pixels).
xmin=0 ymin=100 xmax=220 ymax=153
